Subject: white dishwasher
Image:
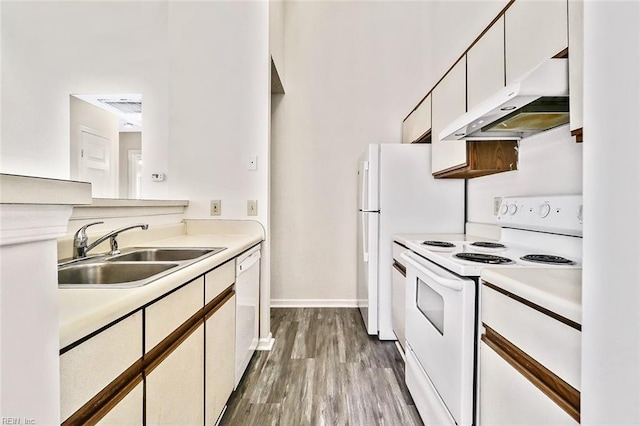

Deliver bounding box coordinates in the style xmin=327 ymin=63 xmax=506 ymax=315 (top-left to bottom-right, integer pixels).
xmin=234 ymin=244 xmax=261 ymax=388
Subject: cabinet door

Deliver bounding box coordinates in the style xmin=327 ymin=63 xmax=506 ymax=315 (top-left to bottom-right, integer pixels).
xmin=145 ymin=276 xmax=204 ymax=351
xmin=432 ymin=59 xmax=467 ymax=174
xmin=206 ymin=294 xmax=236 ymax=425
xmin=96 ymin=382 xmax=143 ymax=426
xmin=402 ymin=94 xmax=431 ymax=143
xmin=568 ymin=0 xmax=584 ymax=134
xmin=467 ymin=17 xmax=505 ymax=110
xmin=480 ymin=342 xmax=579 ymax=425
xmin=60 ymin=312 xmax=142 ymax=422
xmin=146 ymin=324 xmax=205 ymax=425
xmin=505 ymin=0 xmax=568 ymax=84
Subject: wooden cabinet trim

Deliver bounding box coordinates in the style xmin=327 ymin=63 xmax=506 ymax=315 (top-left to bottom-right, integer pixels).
xmin=63 ymin=285 xmax=235 ymax=425
xmin=571 ymin=128 xmax=583 ymax=143
xmin=482 ymin=325 xmax=581 ymax=423
xmin=411 ymin=129 xmax=431 ymax=144
xmin=483 ymin=281 xmax=581 ymax=331
xmin=433 ymin=140 xmax=518 ymax=179
xmin=62 ymin=361 xmax=144 ymax=426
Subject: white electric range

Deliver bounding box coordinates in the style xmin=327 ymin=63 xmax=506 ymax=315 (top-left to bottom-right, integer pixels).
xmin=401 ymin=195 xmax=583 ymax=426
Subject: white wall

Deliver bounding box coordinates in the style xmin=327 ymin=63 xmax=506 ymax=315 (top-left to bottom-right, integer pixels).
xmin=467 ymin=125 xmax=583 ymax=223
xmin=166 ymin=1 xmax=269 ymax=225
xmin=271 ymin=1 xmax=435 ymax=304
xmin=581 ymin=1 xmax=640 ymax=423
xmin=0 ymin=1 xmax=170 ymax=199
xmin=269 ymin=0 xmax=285 ymax=86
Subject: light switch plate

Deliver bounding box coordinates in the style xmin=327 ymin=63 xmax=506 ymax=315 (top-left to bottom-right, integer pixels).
xmin=247 ymin=200 xmax=257 ymax=216
xmin=210 ymin=200 xmax=221 ymax=216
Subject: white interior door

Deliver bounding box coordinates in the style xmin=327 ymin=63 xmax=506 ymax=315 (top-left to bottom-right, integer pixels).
xmin=80 ymin=129 xmax=116 ymax=198
xmin=127 ymin=150 xmax=142 ymax=199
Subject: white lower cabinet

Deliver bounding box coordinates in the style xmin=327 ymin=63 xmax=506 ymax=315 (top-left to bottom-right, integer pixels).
xmin=60 ymin=258 xmax=242 ymax=425
xmin=146 ymin=324 xmax=206 ymax=425
xmin=96 ymin=382 xmax=144 ymax=426
xmin=60 ymin=312 xmax=142 ymax=422
xmin=206 ymin=294 xmax=236 ymax=425
xmin=480 ymin=342 xmax=579 ymax=425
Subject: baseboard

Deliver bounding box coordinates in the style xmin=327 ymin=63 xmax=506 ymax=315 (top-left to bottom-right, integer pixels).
xmin=257 ymin=333 xmax=275 ymax=351
xmin=270 ymin=299 xmax=358 ymax=308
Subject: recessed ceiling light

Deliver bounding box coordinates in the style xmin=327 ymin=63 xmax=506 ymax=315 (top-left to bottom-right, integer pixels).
xmin=500 ymin=106 xmax=517 ymax=111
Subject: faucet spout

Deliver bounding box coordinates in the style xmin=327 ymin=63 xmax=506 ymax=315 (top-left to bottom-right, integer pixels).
xmin=73 ymin=223 xmax=149 ymax=259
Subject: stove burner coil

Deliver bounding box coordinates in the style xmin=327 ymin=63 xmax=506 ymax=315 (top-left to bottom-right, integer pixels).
xmin=422 ymin=241 xmax=455 ymax=248
xmin=520 ymin=254 xmax=576 ymax=265
xmin=454 ymin=253 xmax=514 ymax=264
xmin=470 ymin=242 xmax=506 ymax=249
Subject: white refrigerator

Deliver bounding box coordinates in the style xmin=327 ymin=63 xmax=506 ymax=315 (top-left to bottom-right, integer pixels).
xmin=357 ymin=144 xmax=465 ymax=339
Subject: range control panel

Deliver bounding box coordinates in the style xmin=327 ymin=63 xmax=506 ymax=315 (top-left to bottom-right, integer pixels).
xmin=497 ymin=195 xmax=583 ymax=236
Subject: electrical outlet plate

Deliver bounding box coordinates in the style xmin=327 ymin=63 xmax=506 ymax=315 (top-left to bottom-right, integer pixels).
xmin=210 ymin=200 xmax=221 ymax=216
xmin=247 ymin=200 xmax=257 ymax=216
xmin=493 ymin=197 xmax=502 ymax=216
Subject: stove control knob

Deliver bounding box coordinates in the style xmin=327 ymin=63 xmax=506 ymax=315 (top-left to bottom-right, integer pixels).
xmin=500 ymin=204 xmax=509 ymax=215
xmin=577 ymin=205 xmax=583 ymax=222
xmin=538 ymin=202 xmax=551 ymax=218
xmin=508 ymin=204 xmax=518 ymax=215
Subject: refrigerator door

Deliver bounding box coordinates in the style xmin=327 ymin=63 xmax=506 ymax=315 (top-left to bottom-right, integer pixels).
xmin=357 ymin=210 xmax=379 ymax=334
xmin=358 ymin=145 xmax=380 ymax=212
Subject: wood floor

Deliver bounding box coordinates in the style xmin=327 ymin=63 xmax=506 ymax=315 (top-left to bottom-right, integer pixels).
xmin=220 ymin=308 xmax=423 ymax=426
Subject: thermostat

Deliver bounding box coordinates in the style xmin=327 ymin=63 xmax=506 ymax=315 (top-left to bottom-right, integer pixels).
xmin=151 ymin=173 xmax=165 ymax=182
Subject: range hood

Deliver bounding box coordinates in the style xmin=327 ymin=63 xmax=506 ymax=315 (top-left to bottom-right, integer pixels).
xmin=440 ymin=58 xmax=569 ymax=141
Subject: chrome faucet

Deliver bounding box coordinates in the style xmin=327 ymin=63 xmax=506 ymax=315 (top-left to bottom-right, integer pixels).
xmin=73 ymin=222 xmax=149 ymax=259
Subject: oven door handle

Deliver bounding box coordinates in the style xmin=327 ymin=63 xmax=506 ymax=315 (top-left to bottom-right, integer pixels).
xmin=401 ymin=252 xmax=464 ymax=291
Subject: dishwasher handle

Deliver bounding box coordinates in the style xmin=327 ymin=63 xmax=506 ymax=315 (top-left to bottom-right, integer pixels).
xmin=237 ymin=249 xmax=261 ymax=275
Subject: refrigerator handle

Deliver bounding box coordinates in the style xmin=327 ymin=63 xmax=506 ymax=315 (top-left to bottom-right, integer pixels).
xmin=361 ymin=212 xmax=369 ymax=263
xmin=361 ymin=160 xmax=369 ymax=211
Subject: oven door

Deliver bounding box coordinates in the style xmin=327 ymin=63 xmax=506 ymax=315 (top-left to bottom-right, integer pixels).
xmin=402 ymin=251 xmax=476 ymax=426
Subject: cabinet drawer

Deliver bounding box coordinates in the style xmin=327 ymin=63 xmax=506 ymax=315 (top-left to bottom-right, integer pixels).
xmin=482 ymin=284 xmax=581 ymax=389
xmin=60 ymin=312 xmax=142 ymax=422
xmin=205 ymin=260 xmax=235 ymax=304
xmin=402 ymin=94 xmax=431 ymax=143
xmin=145 ymin=277 xmax=204 ymax=352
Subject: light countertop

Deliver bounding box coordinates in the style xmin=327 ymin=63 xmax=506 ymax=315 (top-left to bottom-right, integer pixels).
xmin=58 ymin=232 xmax=262 ymax=349
xmin=481 ymin=268 xmax=582 ymax=325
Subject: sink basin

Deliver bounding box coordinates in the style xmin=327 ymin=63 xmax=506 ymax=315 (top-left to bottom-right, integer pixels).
xmin=107 ymin=247 xmax=225 ymax=262
xmin=58 ymin=262 xmax=178 ymax=287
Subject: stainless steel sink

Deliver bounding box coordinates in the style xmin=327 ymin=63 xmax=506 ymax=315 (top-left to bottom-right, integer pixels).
xmin=58 ymin=262 xmax=179 ymax=288
xmin=58 ymin=246 xmax=227 ymax=288
xmin=107 ymin=247 xmax=224 ymax=262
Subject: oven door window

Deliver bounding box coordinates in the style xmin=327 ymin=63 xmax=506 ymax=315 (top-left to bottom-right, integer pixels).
xmin=416 ymin=278 xmax=445 ymax=335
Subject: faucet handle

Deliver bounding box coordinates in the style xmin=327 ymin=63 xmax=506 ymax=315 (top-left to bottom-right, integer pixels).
xmin=73 ymin=221 xmax=104 ymax=244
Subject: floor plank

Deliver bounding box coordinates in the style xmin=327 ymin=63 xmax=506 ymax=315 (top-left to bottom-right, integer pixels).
xmin=220 ymin=308 xmax=423 ymax=426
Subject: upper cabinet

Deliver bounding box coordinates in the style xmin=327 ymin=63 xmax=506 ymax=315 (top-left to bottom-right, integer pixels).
xmin=432 ymin=59 xmax=467 ymax=174
xmin=568 ymin=0 xmax=584 ymax=141
xmin=505 ymin=0 xmax=568 ymax=84
xmin=432 ymin=17 xmax=518 ymax=179
xmin=467 ymin=17 xmax=505 ymax=110
xmin=402 ymin=94 xmax=432 ymax=143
